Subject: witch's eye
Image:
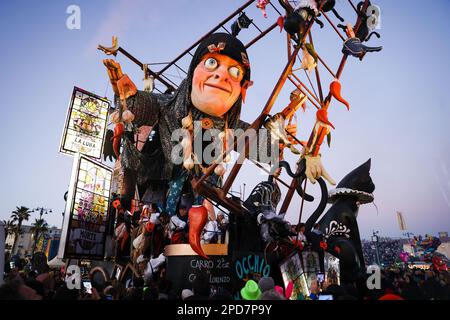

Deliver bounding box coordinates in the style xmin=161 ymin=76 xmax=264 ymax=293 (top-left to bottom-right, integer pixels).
xmin=228 ymin=66 xmax=242 ymax=80
xmin=204 ymin=57 xmax=218 ymax=71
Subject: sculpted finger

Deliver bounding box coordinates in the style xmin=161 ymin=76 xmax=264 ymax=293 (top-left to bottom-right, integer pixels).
xmin=322 ymin=168 xmax=336 ymax=185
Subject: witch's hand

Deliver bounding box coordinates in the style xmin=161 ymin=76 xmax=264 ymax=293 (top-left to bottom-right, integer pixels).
xmin=304 ymin=154 xmax=336 ymax=185
xmin=116 ymin=75 xmax=138 ymax=100
xmin=103 ymin=59 xmax=124 ymax=95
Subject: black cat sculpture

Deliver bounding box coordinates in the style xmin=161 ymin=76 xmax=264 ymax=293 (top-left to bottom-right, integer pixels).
xmin=305 ymin=159 xmax=375 ymax=284
xmin=338 ymin=0 xmax=381 ymax=43
xmin=231 ymin=12 xmax=253 ymax=37
xmin=277 ymin=0 xmax=323 ymax=46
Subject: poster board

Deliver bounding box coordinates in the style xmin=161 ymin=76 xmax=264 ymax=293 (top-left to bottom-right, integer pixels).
xmin=301 ymin=250 xmax=321 ymax=289
xmin=324 ymin=252 xmax=340 ymax=286
xmin=58 ymin=154 xmax=112 ymax=260
xmin=279 ymin=253 xmax=310 ymax=299
xmin=59 ymin=87 xmax=110 ymax=159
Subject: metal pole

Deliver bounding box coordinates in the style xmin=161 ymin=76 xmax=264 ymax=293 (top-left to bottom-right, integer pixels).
xmin=373 ymin=231 xmax=380 ymax=266
xmin=375 ymin=240 xmax=380 ymax=266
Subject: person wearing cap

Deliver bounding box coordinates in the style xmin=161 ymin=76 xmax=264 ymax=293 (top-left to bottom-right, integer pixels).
xmin=258 ymin=276 xmax=275 ymax=293
xmin=103 ymin=33 xmax=294 ymax=217
xmin=240 ymin=279 xmax=262 ymax=300
xmin=181 ymin=288 xmax=194 ymax=300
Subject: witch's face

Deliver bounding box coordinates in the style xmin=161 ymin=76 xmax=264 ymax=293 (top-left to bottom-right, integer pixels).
xmin=191 ymin=53 xmax=244 ymax=117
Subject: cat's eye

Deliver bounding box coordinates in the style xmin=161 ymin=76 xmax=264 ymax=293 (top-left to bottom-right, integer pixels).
xmin=204 ymin=57 xmax=218 ymax=71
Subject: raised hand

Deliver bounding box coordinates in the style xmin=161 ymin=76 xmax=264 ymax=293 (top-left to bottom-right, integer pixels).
xmin=103 ymin=59 xmax=123 ymax=96
xmin=103 ymin=59 xmax=137 ymax=100
xmin=304 ymin=154 xmax=336 ymax=186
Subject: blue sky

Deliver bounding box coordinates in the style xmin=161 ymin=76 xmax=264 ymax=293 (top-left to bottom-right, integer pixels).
xmin=0 ymin=0 xmax=449 ymax=239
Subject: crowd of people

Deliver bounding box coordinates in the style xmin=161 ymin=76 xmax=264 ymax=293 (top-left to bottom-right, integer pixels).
xmin=2 ymin=213 xmax=450 ymax=300
xmin=2 ymin=256 xmax=450 ymax=300
xmin=362 ymin=238 xmax=403 ymax=266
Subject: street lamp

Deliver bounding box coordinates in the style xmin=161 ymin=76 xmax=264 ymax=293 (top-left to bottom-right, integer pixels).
xmin=371 ymin=230 xmax=380 ymax=266
xmin=32 ymin=207 xmax=52 ymax=220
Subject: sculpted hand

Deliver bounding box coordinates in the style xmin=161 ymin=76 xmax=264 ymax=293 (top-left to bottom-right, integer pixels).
xmin=103 ymin=59 xmax=138 ymax=100
xmin=103 ymin=59 xmax=123 ymax=95
xmin=304 ymin=154 xmax=336 ymax=185
xmin=117 ymin=75 xmax=138 ymax=100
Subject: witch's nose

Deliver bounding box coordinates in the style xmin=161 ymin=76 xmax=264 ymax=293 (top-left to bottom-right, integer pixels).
xmin=212 ymin=65 xmax=229 ymax=80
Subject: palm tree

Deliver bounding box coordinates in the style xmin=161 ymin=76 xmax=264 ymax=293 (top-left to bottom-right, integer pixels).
xmin=3 ymin=219 xmax=17 ymax=240
xmin=10 ymin=206 xmax=32 ymax=254
xmin=31 ymin=218 xmax=49 ymax=255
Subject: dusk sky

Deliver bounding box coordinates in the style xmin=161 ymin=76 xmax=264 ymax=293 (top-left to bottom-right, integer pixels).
xmin=0 ymin=0 xmax=449 ymax=240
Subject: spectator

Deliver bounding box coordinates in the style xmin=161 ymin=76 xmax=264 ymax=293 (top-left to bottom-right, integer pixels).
xmin=0 ymin=283 xmax=23 ymax=300
xmin=240 ymin=280 xmax=261 ymax=300
xmin=401 ymin=274 xmax=424 ymax=300
xmin=258 ymin=277 xmax=275 ymax=293
xmin=422 ymin=270 xmax=445 ymax=300
xmin=181 ymin=289 xmax=194 ymax=300
xmin=259 ymin=290 xmax=286 ymax=300
xmin=216 ymin=212 xmax=229 ymax=244
xmin=202 ymin=217 xmax=219 ymax=244
xmin=189 ymin=273 xmax=211 ymax=300
xmin=170 ymin=205 xmax=189 ymax=244
xmin=295 ymin=223 xmax=307 ymax=244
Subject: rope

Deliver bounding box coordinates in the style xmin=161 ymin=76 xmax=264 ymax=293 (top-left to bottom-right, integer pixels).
xmin=104 ymin=79 xmax=110 ymax=98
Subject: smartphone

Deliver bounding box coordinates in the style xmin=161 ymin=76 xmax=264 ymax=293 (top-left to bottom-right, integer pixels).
xmin=317 ymin=273 xmax=325 ymax=284
xmin=318 ymin=294 xmax=333 ymax=300
xmin=83 ymin=281 xmax=92 ymax=294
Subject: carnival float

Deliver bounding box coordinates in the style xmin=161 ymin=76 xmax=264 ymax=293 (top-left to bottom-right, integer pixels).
xmin=57 ymin=0 xmax=383 ymax=299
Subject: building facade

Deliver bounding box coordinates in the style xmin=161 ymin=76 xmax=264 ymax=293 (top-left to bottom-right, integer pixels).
xmin=6 ymin=225 xmax=61 ymax=259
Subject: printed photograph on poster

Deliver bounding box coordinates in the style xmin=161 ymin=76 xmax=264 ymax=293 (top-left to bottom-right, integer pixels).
xmin=301 ymin=250 xmax=321 ymax=288
xmin=60 ymin=87 xmax=110 ymax=159
xmin=302 ymin=250 xmax=320 ymax=273
xmin=324 ymin=252 xmax=341 ymax=285
xmin=279 ymin=253 xmax=310 ymax=299
xmin=60 ymin=155 xmax=112 ymax=260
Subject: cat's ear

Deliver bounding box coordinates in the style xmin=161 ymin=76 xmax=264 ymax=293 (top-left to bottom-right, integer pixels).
xmin=365 ymin=158 xmax=371 ymax=170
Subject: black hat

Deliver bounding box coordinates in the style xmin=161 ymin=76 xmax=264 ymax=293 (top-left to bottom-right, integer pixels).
xmin=188 ymin=32 xmax=251 ymax=86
